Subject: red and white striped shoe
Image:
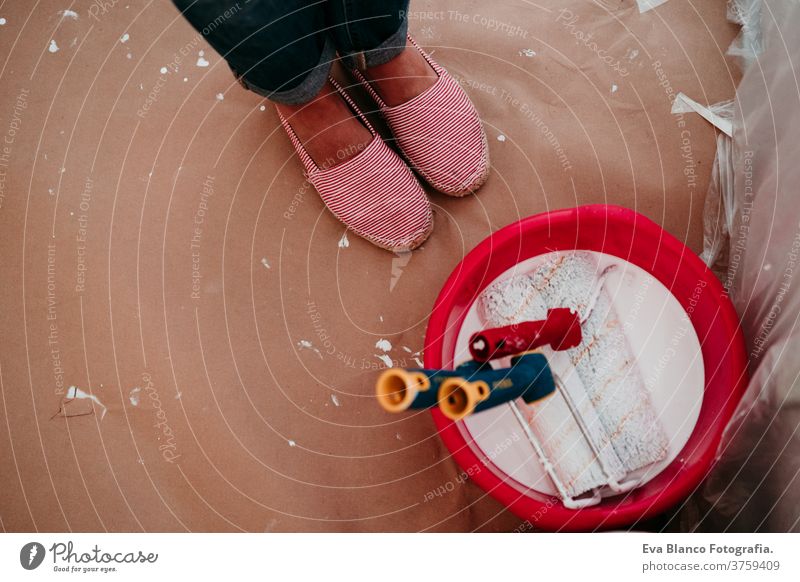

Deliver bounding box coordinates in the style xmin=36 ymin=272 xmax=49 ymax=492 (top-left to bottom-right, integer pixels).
xmin=276 ymin=78 xmax=433 ymax=252
xmin=351 ymin=36 xmax=490 ymax=197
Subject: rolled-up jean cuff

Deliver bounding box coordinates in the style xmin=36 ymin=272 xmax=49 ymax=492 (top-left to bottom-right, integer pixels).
xmin=341 ymin=18 xmax=409 ymax=70
xmin=233 ymin=35 xmax=336 ymax=105
xmin=364 ymin=18 xmax=409 ymax=67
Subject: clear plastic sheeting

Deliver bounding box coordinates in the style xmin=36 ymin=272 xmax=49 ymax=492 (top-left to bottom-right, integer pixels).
xmin=669 ymin=93 xmax=735 ymax=277
xmin=698 ymin=101 xmax=735 ymax=276
xmin=727 ymin=0 xmax=765 ymax=69
xmin=678 ymin=0 xmax=800 ymax=532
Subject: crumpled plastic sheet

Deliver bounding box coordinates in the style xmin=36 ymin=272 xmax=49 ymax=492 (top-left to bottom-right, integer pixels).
xmin=694 ymin=100 xmax=735 ymax=275
xmin=676 ymin=0 xmax=800 ymax=532
xmin=727 ymin=0 xmax=765 ymax=70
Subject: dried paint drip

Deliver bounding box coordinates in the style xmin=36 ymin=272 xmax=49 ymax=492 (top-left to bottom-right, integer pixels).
xmin=374 ymin=339 xmax=392 ymax=352
xmin=375 ymin=354 xmax=394 ymax=368
xmin=297 ymin=339 xmax=322 ymax=358
xmin=53 ymin=386 xmax=107 ymax=420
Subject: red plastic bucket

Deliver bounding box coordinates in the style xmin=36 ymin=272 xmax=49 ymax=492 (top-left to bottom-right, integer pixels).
xmin=425 ymin=205 xmax=748 ymax=531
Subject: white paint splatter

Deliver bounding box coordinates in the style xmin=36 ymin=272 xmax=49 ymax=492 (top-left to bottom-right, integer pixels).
xmin=390 ymin=250 xmax=413 ymax=292
xmin=260 ymin=257 xmax=271 ymax=269
xmin=375 ymin=339 xmax=392 ymax=352
xmin=376 ymin=354 xmax=394 ymax=368
xmin=59 ymin=9 xmax=79 ymax=20
xmin=160 ymin=66 xmax=168 ymax=74
xmin=183 ymin=77 xmax=188 ymax=82
xmin=611 ymin=84 xmax=618 ymax=94
xmin=120 ymin=33 xmax=130 ymax=43
xmin=196 ymin=55 xmax=209 ymax=67
xmin=48 ymin=39 xmax=59 ymax=53
xmin=66 ymin=385 xmax=107 ymax=419
xmin=287 ymin=439 xmax=297 ymax=447
xmin=636 ymin=0 xmax=670 ymax=14
xmin=129 ymin=387 xmax=141 ymax=406
xmin=259 ymin=105 xmax=266 ymax=111
xmin=413 ymin=357 xmax=423 ymax=367
xmin=338 ymin=232 xmax=350 ymax=248
xmin=297 ymin=339 xmax=322 ymax=358
xmin=126 ymin=53 xmax=132 ymax=59
xmin=0 ymin=18 xmax=7 ymax=26
xmin=379 ymin=315 xmax=384 ymax=322
xmin=216 ymin=92 xmax=224 ymax=101
xmin=519 ymin=48 xmax=537 ymax=57
xmin=497 ymin=134 xmax=506 ymax=142
xmin=763 ymin=264 xmax=772 ymax=272
xmin=402 ymin=346 xmax=412 ymax=353
xmin=628 ymin=48 xmax=640 ymax=61
xmin=395 ymin=433 xmax=402 ymax=440
xmin=330 ymin=393 xmax=340 ymax=407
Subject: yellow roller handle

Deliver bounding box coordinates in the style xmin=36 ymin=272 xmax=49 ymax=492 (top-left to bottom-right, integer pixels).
xmin=437 ymin=378 xmax=491 ymax=421
xmin=375 ymin=368 xmax=431 ymax=413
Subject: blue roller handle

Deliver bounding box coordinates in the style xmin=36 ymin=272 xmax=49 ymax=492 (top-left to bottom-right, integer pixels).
xmin=376 ymin=353 xmax=555 ymax=420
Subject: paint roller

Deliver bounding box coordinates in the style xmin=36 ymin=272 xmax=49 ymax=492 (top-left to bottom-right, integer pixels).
xmin=478 ymin=251 xmax=670 ymax=508
xmin=375 ymin=353 xmax=556 ymax=421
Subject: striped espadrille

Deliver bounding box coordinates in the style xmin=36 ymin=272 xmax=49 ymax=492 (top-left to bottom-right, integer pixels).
xmin=352 ymin=36 xmax=490 ymax=197
xmin=276 ymin=77 xmax=433 ymax=252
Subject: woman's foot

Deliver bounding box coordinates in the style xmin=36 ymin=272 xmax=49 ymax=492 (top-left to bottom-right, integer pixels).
xmin=275 ymin=78 xmax=433 ymax=252
xmin=354 ymin=37 xmax=491 ymax=197
xmin=274 ymin=80 xmax=373 ymax=169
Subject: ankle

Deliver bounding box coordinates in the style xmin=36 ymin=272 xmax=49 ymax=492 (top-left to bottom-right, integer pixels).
xmin=363 ymin=40 xmax=438 ymax=107
xmin=275 ymin=81 xmax=372 ymax=168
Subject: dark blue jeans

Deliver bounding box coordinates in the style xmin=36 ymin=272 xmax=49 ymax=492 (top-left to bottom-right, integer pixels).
xmin=171 ymin=0 xmax=410 ymax=104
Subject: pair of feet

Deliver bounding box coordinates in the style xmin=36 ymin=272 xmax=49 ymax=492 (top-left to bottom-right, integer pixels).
xmin=275 ymin=38 xmax=490 ymax=251
xmin=276 ymin=39 xmax=438 ymax=167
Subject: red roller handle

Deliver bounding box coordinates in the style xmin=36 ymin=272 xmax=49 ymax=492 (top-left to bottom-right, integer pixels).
xmin=469 ymin=308 xmax=582 ymax=362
